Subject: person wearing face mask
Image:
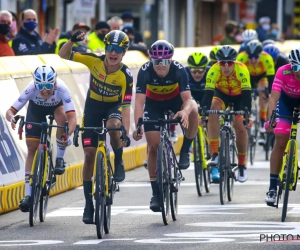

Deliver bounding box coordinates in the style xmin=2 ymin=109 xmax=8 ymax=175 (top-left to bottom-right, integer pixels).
xmin=6 ymin=11 xmax=18 ymax=46
xmin=0 ymin=10 xmax=14 ymax=56
xmin=268 ymin=23 xmax=279 ymax=41
xmin=256 ymin=16 xmax=271 ymax=42
xmin=12 ymin=9 xmax=59 ymax=56
xmin=121 ymin=11 xmax=143 ymax=44
xmin=55 ymin=23 xmax=91 ymax=54
xmin=87 ymin=21 xmax=110 ymax=53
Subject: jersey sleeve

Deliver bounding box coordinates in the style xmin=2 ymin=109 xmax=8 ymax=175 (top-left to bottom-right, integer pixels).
xmin=205 ymin=65 xmax=218 ymax=90
xmin=136 ymin=63 xmax=150 ymax=95
xmin=236 ymin=52 xmax=248 ymax=64
xmin=10 ymin=82 xmax=35 ymax=112
xmin=271 ymin=67 xmax=284 ymax=93
xmin=262 ymin=53 xmax=275 ymax=76
xmin=175 ymin=62 xmax=190 ymax=92
xmin=70 ymin=52 xmax=98 ymax=70
xmin=56 ymin=81 xmax=76 ymax=114
xmin=122 ymin=67 xmax=133 ymax=107
xmin=237 ymin=63 xmax=251 ymax=91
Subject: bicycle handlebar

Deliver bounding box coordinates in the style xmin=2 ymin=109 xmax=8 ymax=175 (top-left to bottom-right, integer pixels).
xmin=269 ymin=108 xmax=300 ymax=129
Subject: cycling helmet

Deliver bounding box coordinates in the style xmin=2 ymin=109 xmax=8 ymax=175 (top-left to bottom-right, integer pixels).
xmin=245 ymin=39 xmax=262 ymax=55
xmin=33 ymin=65 xmax=56 ymax=84
xmin=216 ymin=46 xmax=237 ymax=61
xmin=104 ymin=30 xmax=129 ymax=50
xmin=187 ymin=52 xmax=209 ymax=67
xmin=209 ymin=46 xmax=221 ymax=62
xmin=288 ymin=48 xmax=300 ymax=66
xmin=263 ymin=44 xmax=280 ymax=60
xmin=241 ymin=29 xmax=258 ymax=42
xmin=262 ymin=39 xmax=275 ymax=48
xmin=149 ymin=40 xmax=174 ymax=59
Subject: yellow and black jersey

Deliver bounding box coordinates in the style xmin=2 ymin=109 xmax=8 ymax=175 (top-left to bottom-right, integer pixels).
xmin=70 ymin=52 xmax=133 ymax=106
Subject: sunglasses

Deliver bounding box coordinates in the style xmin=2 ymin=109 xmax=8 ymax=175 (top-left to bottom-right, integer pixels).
xmin=106 ymin=44 xmax=124 ymax=54
xmin=35 ymin=83 xmax=54 ymax=91
xmin=219 ymin=61 xmax=235 ymax=67
xmin=292 ymin=65 xmax=300 ymax=72
xmin=248 ymin=54 xmax=259 ymax=59
xmin=151 ymin=59 xmax=171 ymax=66
xmin=190 ymin=68 xmax=206 ymax=74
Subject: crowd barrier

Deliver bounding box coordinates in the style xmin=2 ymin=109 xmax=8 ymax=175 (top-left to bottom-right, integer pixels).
xmin=0 ymin=40 xmax=297 ymax=214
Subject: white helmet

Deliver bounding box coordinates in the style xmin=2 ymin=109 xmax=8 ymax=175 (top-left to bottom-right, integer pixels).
xmin=242 ymin=29 xmax=258 ymax=42
xmin=288 ymin=48 xmax=300 ymax=66
xmin=33 ymin=65 xmax=56 ymax=84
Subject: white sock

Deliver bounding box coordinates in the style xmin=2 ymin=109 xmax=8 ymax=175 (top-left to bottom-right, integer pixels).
xmin=56 ymin=138 xmax=66 ymax=159
xmin=25 ymin=172 xmax=31 ymax=196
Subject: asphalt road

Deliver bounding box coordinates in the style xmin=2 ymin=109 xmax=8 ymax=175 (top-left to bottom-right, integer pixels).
xmin=1 ymin=143 xmax=300 ymax=250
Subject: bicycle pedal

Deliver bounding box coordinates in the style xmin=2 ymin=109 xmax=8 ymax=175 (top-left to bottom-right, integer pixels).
xmin=231 ymin=163 xmax=238 ymax=167
xmin=116 ymin=185 xmax=120 ymax=192
xmin=181 ymin=176 xmax=185 ymax=181
xmin=266 ymin=202 xmax=277 ymax=208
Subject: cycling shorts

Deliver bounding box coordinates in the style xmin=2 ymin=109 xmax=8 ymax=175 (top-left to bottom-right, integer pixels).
xmin=25 ymin=100 xmax=63 ymax=140
xmin=81 ymin=97 xmax=122 ymax=148
xmin=250 ymin=73 xmax=267 ymax=88
xmin=143 ymin=95 xmax=183 ymax=132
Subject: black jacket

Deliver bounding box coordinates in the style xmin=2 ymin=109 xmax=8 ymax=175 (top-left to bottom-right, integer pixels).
xmin=12 ymin=27 xmax=56 ymax=55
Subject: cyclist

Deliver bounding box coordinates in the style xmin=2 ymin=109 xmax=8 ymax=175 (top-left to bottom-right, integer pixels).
xmin=238 ymin=29 xmax=258 ymax=53
xmin=132 ymin=40 xmax=198 ymax=212
xmin=262 ymin=39 xmax=275 ymax=48
xmin=208 ymin=46 xmax=221 ymax=66
xmin=264 ymin=48 xmax=300 ymax=205
xmin=5 ymin=65 xmax=76 ymax=212
xmin=201 ymin=46 xmax=251 ymax=182
xmin=58 ymin=30 xmax=132 ymax=224
xmin=237 ymin=39 xmax=275 ymax=146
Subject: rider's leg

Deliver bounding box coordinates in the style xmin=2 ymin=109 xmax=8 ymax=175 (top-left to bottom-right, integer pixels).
xmin=258 ymin=79 xmax=268 ymax=146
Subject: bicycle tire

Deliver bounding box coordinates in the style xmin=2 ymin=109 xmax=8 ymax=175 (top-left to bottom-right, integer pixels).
xmin=227 ymin=138 xmax=235 ymax=202
xmin=39 ymin=148 xmax=53 ymax=222
xmin=157 ymin=143 xmax=170 ymax=225
xmin=95 ymin=151 xmax=105 ymax=238
xmin=193 ymin=132 xmax=204 ymax=196
xmin=29 ymin=145 xmax=44 ymax=227
xmin=218 ymin=130 xmax=227 ymax=205
xmin=281 ymin=140 xmax=295 ymax=222
xmin=104 ymin=160 xmax=113 ymax=234
xmin=265 ymin=133 xmax=273 ymax=161
xmin=170 ymin=148 xmax=179 ymax=221
xmin=203 ymin=131 xmax=211 ymax=193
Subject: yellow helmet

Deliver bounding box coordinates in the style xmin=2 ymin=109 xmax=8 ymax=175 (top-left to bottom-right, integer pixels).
xmin=187 ymin=52 xmax=209 ymax=67
xmin=104 ymin=30 xmax=130 ymax=50
xmin=209 ymin=46 xmax=222 ymax=62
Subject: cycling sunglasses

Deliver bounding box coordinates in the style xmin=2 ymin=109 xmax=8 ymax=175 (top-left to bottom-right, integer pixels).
xmin=190 ymin=67 xmax=206 ymax=74
xmin=292 ymin=65 xmax=300 ymax=72
xmin=35 ymin=83 xmax=54 ymax=91
xmin=151 ymin=59 xmax=171 ymax=66
xmin=219 ymin=61 xmax=235 ymax=67
xmin=248 ymin=54 xmax=259 ymax=59
xmin=106 ymin=44 xmax=124 ymax=54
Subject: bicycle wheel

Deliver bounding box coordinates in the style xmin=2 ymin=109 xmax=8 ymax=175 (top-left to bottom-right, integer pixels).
xmin=265 ymin=132 xmax=273 ymax=161
xmin=281 ymin=140 xmax=295 ymax=222
xmin=218 ymin=130 xmax=227 ymax=205
xmin=170 ymin=149 xmax=179 ymax=221
xmin=193 ymin=132 xmax=204 ymax=196
xmin=203 ymin=131 xmax=211 ymax=193
xmin=95 ymin=151 xmax=105 ymax=238
xmin=227 ymin=140 xmax=236 ymax=202
xmin=157 ymin=143 xmax=170 ymax=225
xmin=39 ymin=149 xmax=53 ymax=222
xmin=104 ymin=160 xmax=113 ymax=234
xmin=29 ymin=145 xmax=44 ymax=227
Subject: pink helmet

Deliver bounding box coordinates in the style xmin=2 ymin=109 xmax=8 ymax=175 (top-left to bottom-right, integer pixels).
xmin=149 ymin=40 xmax=174 ymax=59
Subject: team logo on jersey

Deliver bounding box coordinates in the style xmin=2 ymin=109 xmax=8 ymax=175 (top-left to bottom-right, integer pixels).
xmin=51 ymin=98 xmax=55 ymax=102
xmin=27 ymin=124 xmax=32 ymax=129
xmin=283 ymin=70 xmax=291 ymax=75
xmin=65 ymin=98 xmax=71 ymax=103
xmin=18 ymin=97 xmax=25 ymax=103
xmin=126 ymin=68 xmax=132 ymax=77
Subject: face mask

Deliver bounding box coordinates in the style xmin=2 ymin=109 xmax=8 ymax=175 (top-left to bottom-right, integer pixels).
xmin=123 ymin=22 xmax=133 ymax=27
xmin=97 ymin=33 xmax=106 ymax=41
xmin=0 ymin=23 xmax=10 ymax=35
xmin=10 ymin=21 xmax=17 ymax=34
xmin=23 ymin=20 xmax=38 ymax=32
xmin=271 ymin=29 xmax=278 ymax=36
xmin=262 ymin=24 xmax=270 ymax=31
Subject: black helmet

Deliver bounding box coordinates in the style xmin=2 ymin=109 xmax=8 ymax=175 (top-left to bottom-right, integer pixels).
xmin=216 ymin=46 xmax=237 ymax=61
xmin=104 ymin=30 xmax=130 ymax=50
xmin=245 ymin=39 xmax=263 ymax=55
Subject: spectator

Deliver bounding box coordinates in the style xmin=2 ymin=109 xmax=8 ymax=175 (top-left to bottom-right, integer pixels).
xmin=56 ymin=22 xmax=91 ymax=54
xmin=107 ymin=16 xmax=123 ymax=30
xmin=87 ymin=21 xmax=110 ymax=53
xmin=0 ymin=10 xmax=14 ymax=56
xmin=256 ymin=16 xmax=270 ymax=42
xmin=121 ymin=11 xmax=143 ymax=43
xmin=12 ymin=9 xmax=59 ymax=55
xmin=121 ymin=26 xmax=148 ymax=56
xmin=8 ymin=11 xmax=18 ymax=38
xmin=220 ymin=20 xmax=238 ymax=45
xmin=268 ymin=23 xmax=279 ymax=41
xmin=235 ymin=22 xmax=246 ymax=44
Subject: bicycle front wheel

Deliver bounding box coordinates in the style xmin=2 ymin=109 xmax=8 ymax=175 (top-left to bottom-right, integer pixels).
xmin=95 ymin=151 xmax=105 ymax=238
xmin=157 ymin=143 xmax=170 ymax=225
xmin=281 ymin=140 xmax=295 ymax=222
xmin=219 ymin=130 xmax=228 ymax=205
xmin=104 ymin=160 xmax=113 ymax=234
xmin=203 ymin=130 xmax=211 ymax=193
xmin=193 ymin=132 xmax=204 ymax=196
xmin=30 ymin=145 xmax=45 ymax=227
xmin=170 ymin=149 xmax=179 ymax=221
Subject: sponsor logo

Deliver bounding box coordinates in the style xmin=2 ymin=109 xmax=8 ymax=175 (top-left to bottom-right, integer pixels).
xmin=18 ymin=43 xmax=28 ymax=52
xmin=207 ymin=79 xmax=211 ymax=83
xmin=27 ymin=124 xmax=32 ymax=129
xmin=242 ymin=78 xmax=247 ymax=83
xmin=51 ymin=98 xmax=55 ymax=102
xmin=141 ymin=62 xmax=150 ymax=71
xmin=65 ymin=98 xmax=71 ymax=103
xmin=83 ymin=138 xmax=91 ymax=146
xmin=283 ymin=70 xmax=291 ymax=75
xmin=99 ymin=73 xmax=105 ymax=79
xmin=113 ymin=31 xmax=120 ymax=42
xmin=173 ymin=61 xmax=183 ymax=69
xmin=124 ymin=94 xmax=132 ymax=100
xmin=126 ymin=68 xmax=132 ymax=77
xmin=18 ymin=97 xmax=25 ymax=103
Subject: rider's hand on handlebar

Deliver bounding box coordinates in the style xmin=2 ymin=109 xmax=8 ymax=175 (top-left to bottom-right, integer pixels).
xmin=198 ymin=116 xmax=207 ymax=127
xmin=133 ymin=127 xmax=143 ymax=141
xmin=61 ymin=133 xmax=72 ymax=147
xmin=264 ymin=120 xmax=276 ymax=132
xmin=10 ymin=116 xmax=17 ymax=130
xmin=174 ymin=110 xmax=189 ymax=129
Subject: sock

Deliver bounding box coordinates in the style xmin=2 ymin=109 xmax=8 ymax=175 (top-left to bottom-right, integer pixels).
xmin=150 ymin=180 xmax=158 ymax=195
xmin=181 ymin=136 xmax=193 ymax=153
xmin=83 ymin=180 xmax=92 ymax=204
xmin=238 ymin=152 xmax=246 ymax=166
xmin=260 ymin=110 xmax=267 ymax=121
xmin=56 ymin=138 xmax=66 ymax=159
xmin=210 ymin=139 xmax=219 ymax=155
xmin=25 ymin=172 xmax=31 ymax=196
xmin=270 ymin=174 xmax=279 ymax=191
xmin=170 ymin=124 xmax=176 ymax=131
xmin=113 ymin=147 xmax=123 ymax=164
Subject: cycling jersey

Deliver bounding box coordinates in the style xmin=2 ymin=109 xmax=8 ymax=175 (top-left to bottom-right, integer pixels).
xmin=70 ymin=52 xmax=133 ymax=106
xmin=10 ymin=78 xmax=75 ymax=114
xmin=202 ymin=61 xmax=251 ymax=111
xmin=136 ymin=61 xmax=190 ymax=103
xmin=275 ymin=53 xmax=289 ymax=72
